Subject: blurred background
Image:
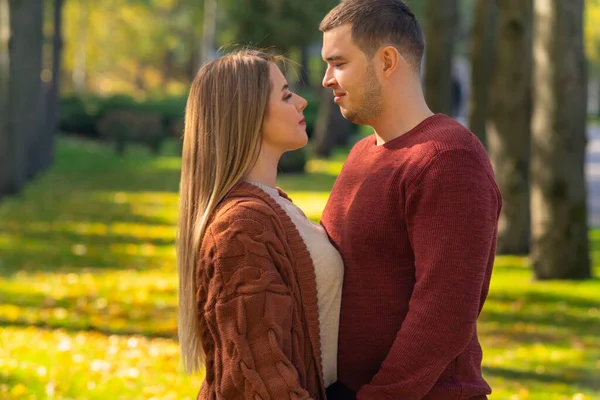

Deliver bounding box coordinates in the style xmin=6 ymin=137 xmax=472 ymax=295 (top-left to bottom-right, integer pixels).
xmin=0 ymin=0 xmax=599 ymax=399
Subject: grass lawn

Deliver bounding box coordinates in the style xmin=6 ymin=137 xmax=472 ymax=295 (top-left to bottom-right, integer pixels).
xmin=0 ymin=138 xmax=599 ymax=400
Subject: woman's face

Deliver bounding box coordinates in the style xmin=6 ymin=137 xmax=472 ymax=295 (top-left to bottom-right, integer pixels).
xmin=261 ymin=63 xmax=308 ymax=155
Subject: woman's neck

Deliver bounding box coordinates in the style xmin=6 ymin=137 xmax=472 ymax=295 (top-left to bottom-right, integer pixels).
xmin=245 ymin=146 xmax=280 ymax=188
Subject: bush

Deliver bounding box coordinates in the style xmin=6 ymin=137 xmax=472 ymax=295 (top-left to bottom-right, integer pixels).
xmin=278 ymin=148 xmax=307 ymax=174
xmin=59 ymin=94 xmax=187 ymax=140
xmin=97 ymin=111 xmax=165 ymax=155
xmin=60 ymin=96 xmax=102 ymax=137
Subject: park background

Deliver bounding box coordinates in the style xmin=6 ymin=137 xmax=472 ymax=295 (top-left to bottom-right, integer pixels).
xmin=1 ymin=0 xmax=599 ymax=399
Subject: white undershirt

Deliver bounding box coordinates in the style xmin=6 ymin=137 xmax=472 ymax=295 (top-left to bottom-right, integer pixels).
xmin=248 ymin=181 xmax=344 ymax=387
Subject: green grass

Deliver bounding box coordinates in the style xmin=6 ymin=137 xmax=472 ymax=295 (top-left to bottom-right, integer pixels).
xmin=1 ymin=138 xmax=599 ymax=399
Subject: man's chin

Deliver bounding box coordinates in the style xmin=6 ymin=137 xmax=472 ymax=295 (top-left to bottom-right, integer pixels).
xmin=341 ymin=109 xmax=361 ymax=125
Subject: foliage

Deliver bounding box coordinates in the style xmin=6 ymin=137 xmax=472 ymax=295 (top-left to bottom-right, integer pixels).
xmin=57 ymin=0 xmax=340 ymax=96
xmin=0 ymin=138 xmax=599 ymax=399
xmin=61 ymin=0 xmax=203 ymax=96
xmin=278 ymin=148 xmax=308 ymax=174
xmin=586 ymin=0 xmax=600 ymax=76
xmin=60 ymin=89 xmax=319 ymax=147
xmin=218 ymin=0 xmax=338 ymax=54
xmin=97 ymin=111 xmax=166 ymax=155
xmin=59 ymin=95 xmax=186 ymax=140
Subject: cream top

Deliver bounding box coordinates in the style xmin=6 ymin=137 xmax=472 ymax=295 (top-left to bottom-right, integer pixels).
xmin=248 ymin=181 xmax=344 ymax=387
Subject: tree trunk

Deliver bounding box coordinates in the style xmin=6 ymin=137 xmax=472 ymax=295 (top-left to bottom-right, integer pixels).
xmin=424 ymin=0 xmax=459 ymax=115
xmin=23 ymin=0 xmax=44 ymax=179
xmin=468 ymin=0 xmax=498 ymax=147
xmin=530 ymin=0 xmax=590 ymax=279
xmin=313 ymin=0 xmax=353 ymax=157
xmin=487 ymin=0 xmax=533 ymax=255
xmin=299 ymin=45 xmax=310 ymax=87
xmin=201 ymin=0 xmax=216 ymax=65
xmin=313 ymin=87 xmax=352 ymax=157
xmin=73 ymin=0 xmax=88 ymax=94
xmin=0 ymin=0 xmax=17 ymax=198
xmin=42 ymin=0 xmax=63 ymax=172
xmin=0 ymin=0 xmax=44 ymax=197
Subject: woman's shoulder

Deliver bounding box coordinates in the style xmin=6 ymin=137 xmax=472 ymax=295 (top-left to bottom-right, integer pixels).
xmin=204 ymin=184 xmax=284 ymax=249
xmin=214 ymin=186 xmax=279 ymax=225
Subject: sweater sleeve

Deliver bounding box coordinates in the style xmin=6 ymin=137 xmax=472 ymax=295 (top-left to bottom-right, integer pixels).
xmin=201 ymin=203 xmax=312 ymax=400
xmin=356 ymin=149 xmax=501 ymax=400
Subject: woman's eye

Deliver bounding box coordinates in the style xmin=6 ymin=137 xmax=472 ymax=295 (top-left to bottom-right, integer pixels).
xmin=284 ymin=93 xmax=293 ymax=101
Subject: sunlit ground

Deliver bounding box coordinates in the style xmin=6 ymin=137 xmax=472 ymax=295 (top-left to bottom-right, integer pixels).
xmin=0 ymin=138 xmax=598 ymax=399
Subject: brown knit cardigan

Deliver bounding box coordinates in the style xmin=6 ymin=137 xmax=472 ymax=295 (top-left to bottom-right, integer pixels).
xmin=195 ymin=182 xmax=326 ymax=400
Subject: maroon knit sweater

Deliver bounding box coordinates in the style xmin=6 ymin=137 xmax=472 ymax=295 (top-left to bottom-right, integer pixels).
xmin=321 ymin=114 xmax=501 ymax=400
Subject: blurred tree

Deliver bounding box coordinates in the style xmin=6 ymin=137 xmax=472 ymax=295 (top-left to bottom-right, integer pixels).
xmin=62 ymin=0 xmax=201 ymax=96
xmin=0 ymin=0 xmax=12 ymax=197
xmin=487 ymin=0 xmax=533 ymax=255
xmin=0 ymin=0 xmax=45 ymax=200
xmin=424 ymin=0 xmax=459 ymax=115
xmin=585 ymin=0 xmax=600 ymax=115
xmin=201 ymin=0 xmax=216 ymax=65
xmin=311 ymin=0 xmax=353 ymax=157
xmin=468 ymin=0 xmax=497 ymax=146
xmin=41 ymin=0 xmax=65 ymax=171
xmin=220 ymin=0 xmax=337 ymax=54
xmin=313 ymin=87 xmax=353 ymax=157
xmin=72 ymin=0 xmax=88 ymax=94
xmin=531 ymin=0 xmax=590 ymax=279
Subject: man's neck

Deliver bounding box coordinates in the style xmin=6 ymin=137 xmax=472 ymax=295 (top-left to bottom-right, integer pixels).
xmin=371 ymin=85 xmax=433 ymax=145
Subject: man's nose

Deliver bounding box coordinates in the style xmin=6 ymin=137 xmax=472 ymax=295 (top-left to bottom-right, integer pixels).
xmin=322 ymin=66 xmax=336 ymax=88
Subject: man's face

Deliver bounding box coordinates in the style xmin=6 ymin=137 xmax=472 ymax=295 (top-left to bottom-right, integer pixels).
xmin=321 ymin=24 xmax=383 ymax=125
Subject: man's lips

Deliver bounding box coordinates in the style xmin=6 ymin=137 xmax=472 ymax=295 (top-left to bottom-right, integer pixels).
xmin=334 ymin=93 xmax=345 ymax=103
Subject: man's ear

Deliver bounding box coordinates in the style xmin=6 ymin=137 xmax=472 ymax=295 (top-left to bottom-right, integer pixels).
xmin=379 ymin=46 xmax=401 ymax=79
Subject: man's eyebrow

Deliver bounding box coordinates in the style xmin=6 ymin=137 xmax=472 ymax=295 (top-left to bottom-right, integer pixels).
xmin=324 ymin=55 xmax=345 ymax=62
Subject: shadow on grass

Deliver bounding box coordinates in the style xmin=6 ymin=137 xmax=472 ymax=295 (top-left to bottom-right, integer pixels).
xmin=0 ymin=240 xmax=174 ymax=277
xmin=482 ymin=290 xmax=600 ymax=343
xmin=0 ymin=287 xmax=177 ymax=338
xmin=483 ymin=366 xmax=600 ymax=391
xmin=0 ymin=317 xmax=176 ymax=340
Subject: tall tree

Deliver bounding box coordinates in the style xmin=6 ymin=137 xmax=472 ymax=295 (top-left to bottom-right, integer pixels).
xmin=312 ymin=0 xmax=353 ymax=157
xmin=313 ymin=87 xmax=352 ymax=157
xmin=468 ymin=0 xmax=497 ymax=146
xmin=0 ymin=0 xmax=44 ymax=199
xmin=72 ymin=0 xmax=88 ymax=94
xmin=487 ymin=0 xmax=533 ymax=254
xmin=201 ymin=0 xmax=216 ymax=65
xmin=530 ymin=0 xmax=590 ymax=279
xmin=23 ymin=0 xmax=45 ymax=179
xmin=424 ymin=0 xmax=459 ymax=115
xmin=42 ymin=0 xmax=64 ymax=171
xmin=0 ymin=0 xmax=15 ymax=198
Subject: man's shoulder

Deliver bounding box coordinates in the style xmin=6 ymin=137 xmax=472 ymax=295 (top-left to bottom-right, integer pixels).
xmin=417 ymin=115 xmax=482 ymax=151
xmin=347 ymin=134 xmax=373 ymax=156
xmin=407 ymin=116 xmax=488 ymax=165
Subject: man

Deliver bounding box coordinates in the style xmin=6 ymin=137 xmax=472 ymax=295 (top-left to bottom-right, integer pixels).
xmin=319 ymin=1 xmax=502 ymax=399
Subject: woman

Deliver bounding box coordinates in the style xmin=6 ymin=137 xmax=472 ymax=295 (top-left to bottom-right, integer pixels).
xmin=177 ymin=49 xmax=344 ymax=399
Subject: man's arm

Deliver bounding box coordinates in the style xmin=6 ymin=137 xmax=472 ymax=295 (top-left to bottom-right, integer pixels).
xmin=356 ymin=149 xmax=501 ymax=400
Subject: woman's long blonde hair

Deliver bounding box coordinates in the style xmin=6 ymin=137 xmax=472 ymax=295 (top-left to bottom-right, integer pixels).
xmin=177 ymin=49 xmax=282 ymax=373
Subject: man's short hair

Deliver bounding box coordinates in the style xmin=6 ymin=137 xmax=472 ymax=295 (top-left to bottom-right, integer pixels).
xmin=320 ymin=0 xmax=425 ymax=71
